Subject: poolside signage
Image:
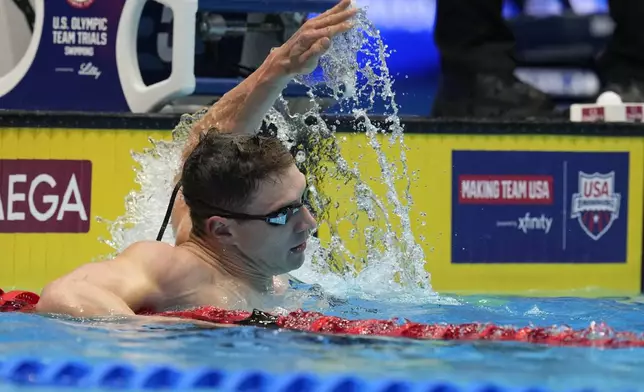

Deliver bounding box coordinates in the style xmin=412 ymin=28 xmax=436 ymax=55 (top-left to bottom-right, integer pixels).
xmin=0 ymin=0 xmax=129 ymax=112
xmin=0 ymin=0 xmax=196 ymax=113
xmin=570 ymin=171 xmax=621 ymax=241
xmin=451 ymin=151 xmax=628 ymax=263
xmin=0 ymin=160 xmax=92 ymax=233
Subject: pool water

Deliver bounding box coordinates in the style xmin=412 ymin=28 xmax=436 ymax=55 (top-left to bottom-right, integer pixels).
xmin=2 ymin=286 xmax=644 ymax=392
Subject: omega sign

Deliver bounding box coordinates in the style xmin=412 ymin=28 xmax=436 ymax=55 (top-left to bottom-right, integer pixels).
xmin=0 ymin=160 xmax=92 ymax=233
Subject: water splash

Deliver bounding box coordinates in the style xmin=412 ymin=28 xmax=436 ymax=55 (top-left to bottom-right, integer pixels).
xmin=96 ymin=112 xmax=203 ymax=251
xmin=98 ymin=2 xmax=436 ymax=303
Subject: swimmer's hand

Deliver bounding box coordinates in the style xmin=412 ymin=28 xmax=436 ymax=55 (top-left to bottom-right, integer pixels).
xmin=271 ymin=0 xmax=357 ymax=76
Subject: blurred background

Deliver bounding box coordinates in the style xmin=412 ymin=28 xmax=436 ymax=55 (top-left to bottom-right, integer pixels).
xmin=0 ymin=0 xmax=615 ymax=116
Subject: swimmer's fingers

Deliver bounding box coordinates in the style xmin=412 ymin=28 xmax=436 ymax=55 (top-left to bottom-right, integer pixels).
xmin=313 ymin=8 xmax=358 ymax=29
xmin=311 ymin=6 xmax=357 ymax=29
xmin=299 ymin=21 xmax=352 ymax=48
xmin=323 ymin=20 xmax=354 ymax=38
xmin=315 ymin=0 xmax=352 ymax=19
xmin=298 ymin=37 xmax=332 ymax=65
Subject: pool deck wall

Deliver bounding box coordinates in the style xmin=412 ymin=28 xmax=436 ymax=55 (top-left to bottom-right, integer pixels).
xmin=0 ymin=110 xmax=643 ymax=295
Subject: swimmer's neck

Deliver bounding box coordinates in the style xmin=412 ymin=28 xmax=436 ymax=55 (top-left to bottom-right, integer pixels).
xmin=180 ymin=233 xmax=274 ymax=294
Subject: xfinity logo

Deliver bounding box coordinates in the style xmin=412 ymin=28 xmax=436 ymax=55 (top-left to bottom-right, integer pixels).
xmin=518 ymin=213 xmax=552 ymax=234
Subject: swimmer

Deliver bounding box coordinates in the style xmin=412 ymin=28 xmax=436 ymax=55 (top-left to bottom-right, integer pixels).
xmin=35 ymin=0 xmax=357 ymax=317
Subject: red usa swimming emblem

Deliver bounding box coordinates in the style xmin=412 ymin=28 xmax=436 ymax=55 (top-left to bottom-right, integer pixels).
xmin=67 ymin=0 xmax=95 ymax=9
xmin=570 ymin=171 xmax=621 ymax=241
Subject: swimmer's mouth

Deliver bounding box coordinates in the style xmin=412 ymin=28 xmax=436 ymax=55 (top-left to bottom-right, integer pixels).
xmin=290 ymin=241 xmax=307 ymax=253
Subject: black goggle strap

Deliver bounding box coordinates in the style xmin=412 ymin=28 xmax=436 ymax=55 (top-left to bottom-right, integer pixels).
xmin=157 ymin=185 xmax=311 ymax=239
xmin=156 ymin=180 xmax=183 ymax=241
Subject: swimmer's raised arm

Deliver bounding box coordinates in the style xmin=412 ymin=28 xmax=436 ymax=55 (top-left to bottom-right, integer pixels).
xmin=35 ymin=242 xmax=167 ymax=317
xmin=191 ymin=0 xmax=355 ymax=136
xmin=181 ymin=0 xmax=356 ymax=158
xmin=170 ymin=0 xmax=356 ymax=243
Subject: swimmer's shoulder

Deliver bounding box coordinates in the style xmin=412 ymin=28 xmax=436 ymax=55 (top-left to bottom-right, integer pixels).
xmin=116 ymin=241 xmax=176 ymax=269
xmin=113 ymin=241 xmax=184 ymax=291
xmin=120 ymin=240 xmax=174 ymax=256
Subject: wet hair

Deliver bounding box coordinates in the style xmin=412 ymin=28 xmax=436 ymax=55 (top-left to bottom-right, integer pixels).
xmin=181 ymin=130 xmax=295 ymax=236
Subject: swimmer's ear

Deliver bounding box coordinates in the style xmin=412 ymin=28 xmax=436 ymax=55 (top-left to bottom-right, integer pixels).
xmin=206 ymin=216 xmax=233 ymax=240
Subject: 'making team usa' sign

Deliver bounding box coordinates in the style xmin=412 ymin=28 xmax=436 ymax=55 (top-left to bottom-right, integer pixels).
xmin=451 ymin=151 xmax=629 ymax=263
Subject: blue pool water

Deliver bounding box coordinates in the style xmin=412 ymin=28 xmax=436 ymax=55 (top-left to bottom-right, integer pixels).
xmin=2 ymin=286 xmax=644 ymax=392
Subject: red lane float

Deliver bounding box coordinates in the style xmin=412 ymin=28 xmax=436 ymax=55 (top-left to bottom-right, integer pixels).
xmin=2 ymin=289 xmax=643 ymax=349
xmin=152 ymin=306 xmax=644 ymax=349
xmin=0 ymin=290 xmax=39 ymax=312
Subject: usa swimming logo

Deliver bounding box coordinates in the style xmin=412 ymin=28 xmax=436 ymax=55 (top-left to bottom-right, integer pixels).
xmin=67 ymin=0 xmax=95 ymax=9
xmin=570 ymin=171 xmax=621 ymax=241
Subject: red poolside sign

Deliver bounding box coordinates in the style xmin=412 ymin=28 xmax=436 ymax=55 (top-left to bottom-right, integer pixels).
xmin=581 ymin=107 xmax=605 ymax=122
xmin=626 ymin=105 xmax=643 ymax=122
xmin=0 ymin=160 xmax=92 ymax=233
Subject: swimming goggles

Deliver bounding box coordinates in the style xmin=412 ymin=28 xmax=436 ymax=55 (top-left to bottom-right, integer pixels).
xmin=206 ymin=197 xmax=314 ymax=227
xmin=156 ymin=181 xmax=314 ymax=240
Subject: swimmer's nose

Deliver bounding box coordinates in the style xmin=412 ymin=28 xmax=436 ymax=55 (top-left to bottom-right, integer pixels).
xmin=295 ymin=207 xmax=317 ymax=233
